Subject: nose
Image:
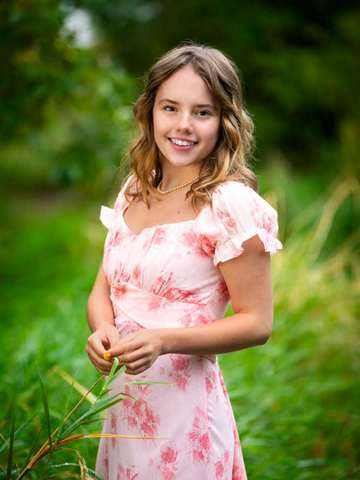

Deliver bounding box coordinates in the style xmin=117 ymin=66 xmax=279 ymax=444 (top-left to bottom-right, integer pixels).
xmin=176 ymin=112 xmax=193 ymax=133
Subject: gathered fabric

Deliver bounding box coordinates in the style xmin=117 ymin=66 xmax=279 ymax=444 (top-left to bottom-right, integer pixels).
xmin=95 ymin=179 xmax=282 ymax=480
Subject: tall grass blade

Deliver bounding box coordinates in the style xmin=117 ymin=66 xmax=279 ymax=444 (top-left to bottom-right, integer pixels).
xmin=97 ymin=359 xmax=122 ymax=399
xmin=37 ymin=368 xmax=52 ymax=450
xmin=6 ymin=407 xmax=15 ymax=480
xmin=40 ymin=463 xmax=106 ymax=480
xmin=58 ymin=392 xmax=127 ymax=440
xmin=54 ymin=377 xmax=76 ymax=443
xmin=52 ymin=367 xmax=97 ymax=406
xmin=0 ymin=414 xmax=38 ymax=454
xmin=21 ymin=420 xmax=45 ymax=478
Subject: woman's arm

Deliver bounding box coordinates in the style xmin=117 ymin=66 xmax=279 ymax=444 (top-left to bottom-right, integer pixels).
xmin=107 ymin=235 xmax=274 ymax=375
xmin=164 ymin=234 xmax=273 ymax=354
xmin=85 ymin=260 xmax=120 ymax=375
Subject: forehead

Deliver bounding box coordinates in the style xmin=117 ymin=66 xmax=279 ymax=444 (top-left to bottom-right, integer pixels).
xmin=155 ymin=66 xmax=217 ymax=104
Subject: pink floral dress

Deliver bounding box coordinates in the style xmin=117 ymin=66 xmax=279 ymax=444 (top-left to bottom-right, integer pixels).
xmin=95 ymin=179 xmax=283 ymax=480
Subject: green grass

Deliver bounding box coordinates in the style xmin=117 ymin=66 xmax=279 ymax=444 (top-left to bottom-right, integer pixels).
xmin=0 ymin=172 xmax=359 ymax=479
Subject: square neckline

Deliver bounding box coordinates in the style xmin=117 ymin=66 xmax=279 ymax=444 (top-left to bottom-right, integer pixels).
xmin=120 ymin=201 xmax=211 ymax=237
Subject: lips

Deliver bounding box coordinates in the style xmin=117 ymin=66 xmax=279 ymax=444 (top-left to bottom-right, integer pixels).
xmin=168 ymin=138 xmax=197 ymax=151
xmin=169 ymin=138 xmax=198 ymax=146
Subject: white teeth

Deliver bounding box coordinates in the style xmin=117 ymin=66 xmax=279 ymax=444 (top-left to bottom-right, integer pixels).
xmin=170 ymin=138 xmax=195 ymax=146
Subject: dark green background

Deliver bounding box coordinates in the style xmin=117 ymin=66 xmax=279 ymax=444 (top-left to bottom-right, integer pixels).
xmin=1 ymin=1 xmax=359 ymax=479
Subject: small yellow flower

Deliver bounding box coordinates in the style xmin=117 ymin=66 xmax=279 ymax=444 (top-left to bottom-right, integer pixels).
xmin=103 ymin=352 xmax=113 ymax=362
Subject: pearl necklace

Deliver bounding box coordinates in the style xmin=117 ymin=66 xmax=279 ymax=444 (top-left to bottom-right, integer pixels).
xmin=157 ymin=175 xmax=200 ymax=195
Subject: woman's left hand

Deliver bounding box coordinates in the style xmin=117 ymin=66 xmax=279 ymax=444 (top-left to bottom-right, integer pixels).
xmin=106 ymin=329 xmax=167 ymax=375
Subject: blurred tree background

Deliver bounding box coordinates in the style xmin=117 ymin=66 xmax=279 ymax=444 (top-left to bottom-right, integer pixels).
xmin=1 ymin=1 xmax=359 ymax=479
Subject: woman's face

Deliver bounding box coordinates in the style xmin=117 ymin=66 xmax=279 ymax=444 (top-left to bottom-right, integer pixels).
xmin=153 ymin=66 xmax=221 ymax=173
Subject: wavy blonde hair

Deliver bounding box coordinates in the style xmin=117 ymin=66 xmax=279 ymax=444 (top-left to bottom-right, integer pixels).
xmin=123 ymin=41 xmax=258 ymax=212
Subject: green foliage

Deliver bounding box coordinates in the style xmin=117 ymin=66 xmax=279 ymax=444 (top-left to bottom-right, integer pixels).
xmin=0 ymin=1 xmax=138 ymax=192
xmin=1 ymin=2 xmax=359 ymax=477
xmin=0 ymin=358 xmax=168 ymax=479
xmin=74 ymin=0 xmax=360 ymax=178
xmin=0 ymin=169 xmax=359 ymax=479
xmin=1 ymin=1 xmax=359 ymax=187
xmin=0 ymin=0 xmax=71 ymax=138
xmin=221 ymin=176 xmax=360 ymax=479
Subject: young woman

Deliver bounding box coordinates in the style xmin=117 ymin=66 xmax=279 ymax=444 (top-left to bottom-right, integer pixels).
xmin=86 ymin=42 xmax=283 ymax=480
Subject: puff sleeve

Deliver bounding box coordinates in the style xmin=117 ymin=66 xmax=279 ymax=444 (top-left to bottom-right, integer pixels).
xmin=198 ymin=181 xmax=283 ymax=266
xmin=99 ymin=176 xmax=133 ymax=230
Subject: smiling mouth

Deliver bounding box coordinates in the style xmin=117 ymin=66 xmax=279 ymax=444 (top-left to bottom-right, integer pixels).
xmin=169 ymin=138 xmax=197 ymax=147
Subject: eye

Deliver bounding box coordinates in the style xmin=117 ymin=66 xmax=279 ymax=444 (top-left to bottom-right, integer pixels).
xmin=163 ymin=105 xmax=176 ymax=112
xmin=197 ymin=110 xmax=211 ymax=117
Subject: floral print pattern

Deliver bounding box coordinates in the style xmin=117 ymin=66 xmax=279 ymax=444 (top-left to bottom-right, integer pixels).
xmin=95 ymin=179 xmax=282 ymax=479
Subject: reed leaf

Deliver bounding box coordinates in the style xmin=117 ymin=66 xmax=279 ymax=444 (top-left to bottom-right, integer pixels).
xmin=58 ymin=392 xmax=127 ymax=440
xmin=54 ymin=377 xmax=76 ymax=443
xmin=40 ymin=463 xmax=106 ymax=480
xmin=37 ymin=368 xmax=52 ymax=450
xmin=6 ymin=407 xmax=15 ymax=480
xmin=52 ymin=368 xmax=97 ymax=406
xmin=0 ymin=415 xmax=37 ymax=455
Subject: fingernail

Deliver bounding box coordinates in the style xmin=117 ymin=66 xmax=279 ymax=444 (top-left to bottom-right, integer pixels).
xmin=104 ymin=352 xmax=114 ymax=362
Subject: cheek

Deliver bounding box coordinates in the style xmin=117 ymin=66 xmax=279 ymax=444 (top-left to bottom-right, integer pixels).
xmin=153 ymin=112 xmax=171 ymax=134
xmin=203 ymin=122 xmax=221 ymax=150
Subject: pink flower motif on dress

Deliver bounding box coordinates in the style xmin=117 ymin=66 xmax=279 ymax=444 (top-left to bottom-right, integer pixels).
xmin=179 ymin=230 xmax=197 ymax=248
xmin=116 ymin=464 xmax=139 ymax=480
xmin=216 ymin=279 xmax=230 ymax=304
xmin=141 ymin=234 xmax=152 ymax=251
xmin=232 ymin=464 xmax=245 ymax=480
xmin=250 ymin=197 xmax=274 ymax=233
xmin=148 ymin=294 xmax=167 ymax=311
xmin=151 ymin=272 xmax=177 ymax=296
xmin=116 ymin=318 xmax=143 ymax=337
xmin=163 ymin=286 xmax=202 ymax=304
xmin=110 ymin=410 xmax=118 ymax=448
xmin=213 ymin=192 xmax=237 ymax=229
xmin=177 ymin=311 xmax=210 ymax=328
xmin=215 ymin=450 xmax=230 ymax=480
xmin=121 ymin=382 xmax=161 ymax=437
xmin=197 ymin=233 xmax=215 ymax=258
xmin=152 ymin=227 xmax=167 ymax=246
xmin=102 ymin=441 xmax=109 ymax=472
xmin=157 ymin=443 xmax=180 ymax=480
xmin=132 ymin=264 xmax=141 ymax=287
xmin=113 ymin=230 xmax=124 ymax=248
xmin=205 ymin=370 xmax=217 ymax=395
xmin=186 ymin=407 xmax=212 ymax=465
xmin=179 ymin=230 xmax=209 ymax=258
xmin=112 ymin=271 xmax=131 ymax=301
xmin=169 ymin=355 xmax=191 ymax=392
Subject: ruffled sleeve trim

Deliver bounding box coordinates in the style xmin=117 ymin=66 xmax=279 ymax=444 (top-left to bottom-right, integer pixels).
xmin=213 ymin=227 xmax=283 ymax=266
xmin=100 ymin=206 xmax=116 ymax=230
xmin=99 ymin=175 xmax=135 ymax=231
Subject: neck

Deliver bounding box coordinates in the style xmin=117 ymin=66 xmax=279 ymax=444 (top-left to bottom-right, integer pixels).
xmin=160 ymin=165 xmax=201 ymax=191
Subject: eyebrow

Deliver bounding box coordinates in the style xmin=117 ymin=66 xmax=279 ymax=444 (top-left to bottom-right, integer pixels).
xmin=159 ymin=99 xmax=218 ymax=110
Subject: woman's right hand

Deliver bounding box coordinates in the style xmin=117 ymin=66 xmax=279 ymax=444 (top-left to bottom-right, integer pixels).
xmin=85 ymin=323 xmax=120 ymax=375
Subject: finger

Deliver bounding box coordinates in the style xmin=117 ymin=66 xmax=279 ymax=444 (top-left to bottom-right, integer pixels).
xmin=108 ymin=342 xmax=136 ymax=359
xmin=118 ymin=349 xmax=146 ymax=365
xmin=124 ymin=358 xmax=149 ymax=373
xmin=87 ymin=354 xmax=112 ymax=376
xmin=88 ymin=334 xmax=108 ymax=357
xmin=86 ymin=345 xmax=114 ymax=371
